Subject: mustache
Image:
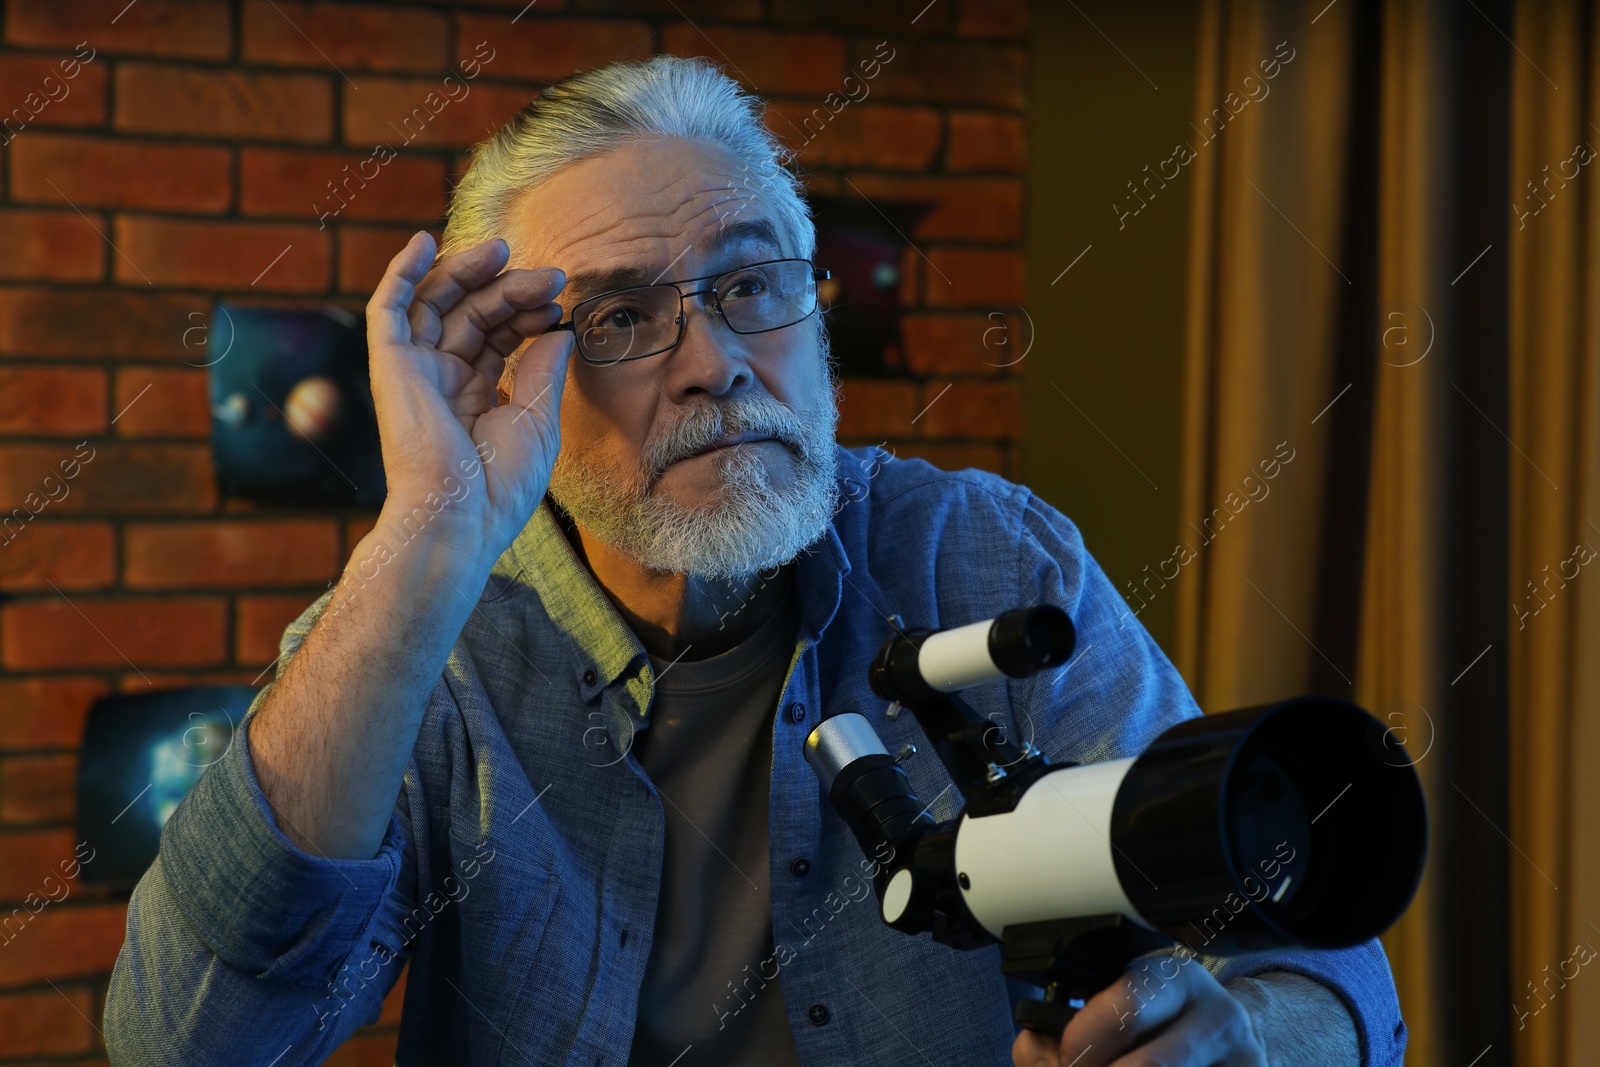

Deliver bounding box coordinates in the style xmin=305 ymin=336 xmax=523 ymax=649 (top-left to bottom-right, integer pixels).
xmin=643 ymin=398 xmax=807 ymax=478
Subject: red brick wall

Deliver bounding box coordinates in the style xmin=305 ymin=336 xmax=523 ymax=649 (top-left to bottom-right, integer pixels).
xmin=0 ymin=0 xmax=1027 ymax=1060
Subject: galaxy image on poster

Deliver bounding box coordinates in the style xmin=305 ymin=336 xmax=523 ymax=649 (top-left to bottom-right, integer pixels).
xmin=206 ymin=303 xmax=387 ymax=507
xmin=76 ymin=685 xmax=258 ymax=889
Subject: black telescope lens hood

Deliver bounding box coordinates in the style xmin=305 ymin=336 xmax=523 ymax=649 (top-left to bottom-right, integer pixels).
xmin=1108 ymin=696 xmax=1427 ymax=953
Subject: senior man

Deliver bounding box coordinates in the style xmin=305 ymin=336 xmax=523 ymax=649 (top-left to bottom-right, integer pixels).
xmin=104 ymin=54 xmax=1404 ymax=1067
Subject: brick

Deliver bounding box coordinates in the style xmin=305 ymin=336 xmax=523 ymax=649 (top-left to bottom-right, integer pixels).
xmin=0 ymin=831 xmax=84 ymax=899
xmin=323 ymin=1030 xmax=401 ymax=1067
xmin=900 ymin=313 xmax=1024 ymax=376
xmin=770 ymin=0 xmax=951 ymax=32
xmin=661 ymin=25 xmax=845 ymax=95
xmin=868 ymin=39 xmax=1025 ymax=109
xmin=9 ymin=134 xmax=232 ymax=212
xmin=924 ymin=249 xmax=1024 ymax=306
xmin=437 ymin=0 xmax=573 ymax=7
xmin=957 ymin=0 xmax=1029 ymax=39
xmin=236 ymin=593 xmax=318 ymax=663
xmin=243 ymin=1 xmax=447 ymax=73
xmin=0 ymin=753 xmax=74 ymax=822
xmin=454 ymin=16 xmax=651 ymax=83
xmin=890 ymin=441 xmax=1004 ymax=476
xmin=0 ymin=521 xmax=115 ymax=592
xmin=242 ymin=148 xmax=447 ymax=226
xmin=7 ymin=0 xmax=231 ymax=59
xmin=126 ymin=520 xmax=341 ymax=589
xmin=0 ymin=678 xmax=106 ymax=750
xmin=342 ymin=77 xmax=535 ymax=150
xmin=803 ymin=171 xmax=841 ymax=198
xmin=0 ymin=210 xmax=104 ymax=282
xmin=1 ymin=596 xmax=229 ymax=670
xmin=118 ymin=670 xmax=262 ymax=691
xmin=0 ymin=367 xmax=106 ymax=434
xmin=0 ymin=832 xmax=76 ymax=903
xmin=896 ymin=245 xmax=921 ymax=311
xmin=914 ymin=379 xmax=1023 ymax=439
xmin=378 ymin=961 xmax=408 ymax=1024
xmin=0 ymin=443 xmax=217 ymax=514
xmin=113 ymin=218 xmax=331 ymax=292
xmin=947 ymin=111 xmax=1026 ymax=172
xmin=112 ymin=367 xmax=210 ymax=439
xmin=0 ymin=677 xmax=107 ymax=749
xmin=843 ymin=174 xmax=1022 ymax=241
xmin=767 ymin=103 xmax=939 ymax=170
xmin=115 ymin=63 xmax=332 ymax=142
xmin=0 ymin=54 xmax=108 ymax=131
xmin=0 ymin=288 xmax=211 ymax=360
xmin=339 ymin=226 xmax=424 ymax=295
xmin=574 ymin=0 xmax=758 ymax=15
xmin=835 ymin=378 xmax=918 ymax=438
xmin=0 ymin=903 xmax=127 ymax=987
xmin=345 ymin=512 xmax=380 ymax=556
xmin=0 ymin=984 xmax=93 ymax=1054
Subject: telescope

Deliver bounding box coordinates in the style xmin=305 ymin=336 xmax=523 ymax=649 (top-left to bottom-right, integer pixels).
xmin=804 ymin=605 xmax=1427 ymax=1037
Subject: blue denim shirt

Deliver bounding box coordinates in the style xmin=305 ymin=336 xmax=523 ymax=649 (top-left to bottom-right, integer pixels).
xmin=104 ymin=444 xmax=1407 ymax=1066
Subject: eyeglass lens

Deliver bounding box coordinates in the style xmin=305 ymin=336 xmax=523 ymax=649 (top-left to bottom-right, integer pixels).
xmin=574 ymin=260 xmax=817 ymax=365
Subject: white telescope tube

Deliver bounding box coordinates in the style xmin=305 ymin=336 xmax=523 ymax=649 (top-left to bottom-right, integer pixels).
xmin=953 ymin=759 xmax=1151 ymax=939
xmin=917 ymin=619 xmax=1008 ymax=692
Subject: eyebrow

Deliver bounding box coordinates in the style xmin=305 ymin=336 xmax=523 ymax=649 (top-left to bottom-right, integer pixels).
xmin=560 ymin=218 xmax=785 ymax=306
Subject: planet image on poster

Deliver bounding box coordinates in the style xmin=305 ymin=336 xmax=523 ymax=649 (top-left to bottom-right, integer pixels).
xmin=212 ymin=391 xmax=249 ymax=431
xmin=284 ymin=375 xmax=342 ymax=442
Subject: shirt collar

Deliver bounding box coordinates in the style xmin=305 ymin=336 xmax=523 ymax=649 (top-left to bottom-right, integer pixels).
xmin=501 ymin=493 xmax=645 ymax=690
xmin=499 ymin=448 xmax=853 ymax=692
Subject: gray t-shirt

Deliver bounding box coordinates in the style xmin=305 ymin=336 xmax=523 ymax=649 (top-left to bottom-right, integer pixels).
xmin=626 ymin=577 xmax=807 ymax=1067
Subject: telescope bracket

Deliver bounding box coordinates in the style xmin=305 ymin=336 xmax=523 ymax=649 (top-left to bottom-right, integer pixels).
xmin=895 ymin=687 xmax=1067 ymax=818
xmin=1000 ymin=913 xmax=1177 ymax=1039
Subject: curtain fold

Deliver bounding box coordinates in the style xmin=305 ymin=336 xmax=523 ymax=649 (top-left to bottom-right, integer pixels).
xmin=1507 ymin=6 xmax=1600 ymax=1066
xmin=1353 ymin=2 xmax=1453 ymax=1064
xmin=1171 ymin=1 xmax=1600 ymax=1063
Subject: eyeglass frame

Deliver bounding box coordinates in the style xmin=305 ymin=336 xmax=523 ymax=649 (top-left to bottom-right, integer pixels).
xmin=548 ymin=257 xmax=831 ymax=366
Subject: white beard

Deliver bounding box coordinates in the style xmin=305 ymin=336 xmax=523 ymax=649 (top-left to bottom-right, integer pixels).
xmin=547 ymin=323 xmax=842 ymax=582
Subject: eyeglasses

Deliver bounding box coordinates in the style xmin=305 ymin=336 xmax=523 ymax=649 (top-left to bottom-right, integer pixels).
xmin=550 ymin=258 xmax=830 ymax=366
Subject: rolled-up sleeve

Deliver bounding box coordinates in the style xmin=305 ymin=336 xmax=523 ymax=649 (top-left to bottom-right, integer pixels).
xmin=1204 ymin=940 xmax=1404 ymax=1067
xmin=154 ymin=703 xmax=409 ymax=985
xmin=105 ymin=590 xmax=418 ymax=1065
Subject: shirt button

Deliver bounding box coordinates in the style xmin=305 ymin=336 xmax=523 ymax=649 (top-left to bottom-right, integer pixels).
xmin=807 ymin=1002 xmax=830 ymax=1026
xmin=787 ymin=701 xmax=806 ymax=723
xmin=583 ymin=668 xmax=597 ymax=685
xmin=790 ymin=856 xmax=811 ymax=877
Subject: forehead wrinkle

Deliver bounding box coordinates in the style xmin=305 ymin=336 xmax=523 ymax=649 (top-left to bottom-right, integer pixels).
xmin=573 ymin=166 xmax=753 ymax=242
xmin=537 ymin=196 xmax=775 ymax=279
xmin=509 ymin=147 xmax=776 ymax=276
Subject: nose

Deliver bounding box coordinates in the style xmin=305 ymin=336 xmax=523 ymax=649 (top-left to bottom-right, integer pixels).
xmin=660 ymin=293 xmax=754 ymax=400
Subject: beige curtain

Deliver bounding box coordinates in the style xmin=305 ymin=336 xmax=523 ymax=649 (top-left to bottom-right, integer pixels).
xmin=1177 ymin=2 xmax=1455 ymax=1057
xmin=1178 ymin=0 xmax=1600 ymax=1064
xmin=1508 ymin=5 xmax=1600 ymax=1067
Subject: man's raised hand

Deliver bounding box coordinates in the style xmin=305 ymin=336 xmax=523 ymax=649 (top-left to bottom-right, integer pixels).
xmin=365 ymin=230 xmax=573 ymax=565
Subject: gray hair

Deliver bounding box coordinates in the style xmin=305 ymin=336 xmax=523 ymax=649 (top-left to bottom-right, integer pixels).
xmin=440 ymin=54 xmax=816 ymax=264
